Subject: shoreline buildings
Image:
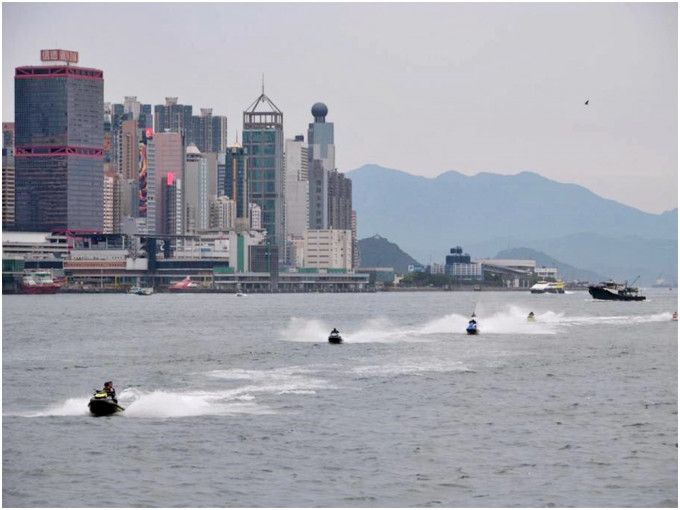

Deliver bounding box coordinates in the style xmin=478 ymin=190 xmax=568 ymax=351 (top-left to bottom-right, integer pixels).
xmin=4 ymin=50 xmax=364 ymax=290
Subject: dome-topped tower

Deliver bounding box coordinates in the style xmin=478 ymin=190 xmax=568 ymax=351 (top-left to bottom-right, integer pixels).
xmin=311 ymin=102 xmax=328 ymax=123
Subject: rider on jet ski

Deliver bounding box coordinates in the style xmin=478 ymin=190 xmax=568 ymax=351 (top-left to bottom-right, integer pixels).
xmin=103 ymin=381 xmax=117 ymax=403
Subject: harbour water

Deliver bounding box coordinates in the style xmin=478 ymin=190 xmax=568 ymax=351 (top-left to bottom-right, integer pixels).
xmin=2 ymin=289 xmax=677 ymax=507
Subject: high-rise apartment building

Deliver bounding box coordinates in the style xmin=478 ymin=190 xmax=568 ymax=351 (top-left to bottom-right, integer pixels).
xmin=184 ymin=144 xmax=210 ymax=232
xmin=146 ymin=130 xmax=184 ymax=234
xmin=284 ymin=135 xmax=309 ymax=239
xmin=328 ymin=170 xmax=352 ymax=230
xmin=2 ymin=123 xmax=15 ymax=229
xmin=14 ymin=50 xmax=104 ymax=231
xmin=154 ymin=97 xmax=192 ymax=138
xmin=242 ymin=89 xmax=284 ymax=253
xmin=191 ymin=108 xmax=227 ymax=154
xmin=162 ymin=172 xmax=182 ymax=236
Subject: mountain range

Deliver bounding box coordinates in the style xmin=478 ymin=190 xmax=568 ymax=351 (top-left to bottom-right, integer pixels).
xmin=348 ymin=164 xmax=677 ymax=286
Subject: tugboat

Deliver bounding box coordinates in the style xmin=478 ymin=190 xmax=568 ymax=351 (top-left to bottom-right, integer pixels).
xmin=588 ymin=278 xmax=646 ymax=302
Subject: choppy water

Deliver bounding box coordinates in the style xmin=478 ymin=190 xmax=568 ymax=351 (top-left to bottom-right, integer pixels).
xmin=2 ymin=289 xmax=677 ymax=507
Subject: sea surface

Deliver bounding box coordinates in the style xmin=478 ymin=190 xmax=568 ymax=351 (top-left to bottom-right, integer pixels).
xmin=2 ymin=289 xmax=678 ymax=507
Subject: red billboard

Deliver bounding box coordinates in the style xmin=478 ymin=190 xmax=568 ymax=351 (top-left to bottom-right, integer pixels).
xmin=40 ymin=49 xmax=79 ymax=64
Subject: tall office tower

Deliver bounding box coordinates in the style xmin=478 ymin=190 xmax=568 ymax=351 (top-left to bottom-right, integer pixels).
xmin=224 ymin=142 xmax=249 ymax=231
xmin=307 ymin=102 xmax=335 ymax=230
xmin=14 ymin=50 xmax=104 ymax=231
xmin=2 ymin=123 xmax=15 ymax=230
xmin=184 ymin=143 xmax=210 ymax=232
xmin=242 ymin=88 xmax=285 ymax=254
xmin=191 ymin=108 xmax=228 ymax=154
xmin=162 ymin=172 xmax=182 ymax=235
xmin=146 ymin=130 xmax=184 ymax=234
xmin=284 ymin=135 xmax=309 ymax=240
xmin=154 ymin=97 xmax=192 ymax=138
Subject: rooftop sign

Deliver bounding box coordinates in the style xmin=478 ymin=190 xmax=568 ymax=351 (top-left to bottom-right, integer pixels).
xmin=40 ymin=49 xmax=79 ymax=64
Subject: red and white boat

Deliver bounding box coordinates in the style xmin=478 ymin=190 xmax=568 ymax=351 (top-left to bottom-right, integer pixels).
xmin=20 ymin=270 xmax=61 ymax=294
xmin=168 ymin=277 xmax=198 ymax=291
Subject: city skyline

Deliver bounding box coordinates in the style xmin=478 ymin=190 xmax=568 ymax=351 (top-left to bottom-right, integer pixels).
xmin=2 ymin=2 xmax=677 ymax=214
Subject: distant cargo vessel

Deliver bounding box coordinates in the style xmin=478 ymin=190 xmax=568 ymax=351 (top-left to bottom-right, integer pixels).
xmin=530 ymin=281 xmax=565 ymax=294
xmin=588 ymin=280 xmax=646 ymax=301
xmin=20 ymin=270 xmax=60 ymax=294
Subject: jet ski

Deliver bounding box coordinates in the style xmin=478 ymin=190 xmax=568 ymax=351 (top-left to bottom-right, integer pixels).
xmin=328 ymin=330 xmax=343 ymax=344
xmin=466 ymin=320 xmax=479 ymax=335
xmin=88 ymin=391 xmax=124 ymax=416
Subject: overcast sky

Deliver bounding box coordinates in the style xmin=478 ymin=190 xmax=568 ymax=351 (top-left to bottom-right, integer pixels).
xmin=2 ymin=2 xmax=677 ymax=214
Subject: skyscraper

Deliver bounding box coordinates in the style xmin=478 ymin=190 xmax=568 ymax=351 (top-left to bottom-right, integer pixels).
xmin=242 ymin=88 xmax=284 ymax=254
xmin=184 ymin=143 xmax=210 ymax=232
xmin=2 ymin=123 xmax=15 ymax=230
xmin=284 ymin=135 xmax=309 ymax=239
xmin=224 ymin=141 xmax=249 ymax=232
xmin=14 ymin=50 xmax=104 ymax=231
xmin=154 ymin=97 xmax=192 ymax=137
xmin=191 ymin=108 xmax=228 ymax=154
xmin=146 ymin=131 xmax=184 ymax=234
xmin=307 ymin=102 xmax=335 ymax=230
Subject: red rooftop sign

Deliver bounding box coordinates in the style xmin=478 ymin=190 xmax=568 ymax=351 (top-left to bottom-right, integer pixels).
xmin=40 ymin=49 xmax=79 ymax=64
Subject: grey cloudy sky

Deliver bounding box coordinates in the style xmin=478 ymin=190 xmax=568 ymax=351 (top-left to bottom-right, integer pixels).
xmin=2 ymin=2 xmax=677 ymax=214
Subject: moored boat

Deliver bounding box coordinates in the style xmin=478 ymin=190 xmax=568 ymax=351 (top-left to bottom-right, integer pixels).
xmin=20 ymin=270 xmax=60 ymax=294
xmin=588 ymin=280 xmax=646 ymax=301
xmin=128 ymin=286 xmax=153 ymax=295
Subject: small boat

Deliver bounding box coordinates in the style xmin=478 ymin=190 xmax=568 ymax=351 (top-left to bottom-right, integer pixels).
xmin=235 ymin=291 xmax=246 ymax=297
xmin=169 ymin=277 xmax=199 ymax=291
xmin=20 ymin=270 xmax=60 ymax=294
xmin=588 ymin=279 xmax=646 ymax=302
xmin=128 ymin=286 xmax=153 ymax=296
xmin=328 ymin=330 xmax=343 ymax=344
xmin=530 ymin=281 xmax=565 ymax=294
xmin=527 ymin=312 xmax=536 ymax=322
xmin=672 ymin=312 xmax=678 ymax=321
xmin=466 ymin=320 xmax=478 ymax=335
xmin=88 ymin=391 xmax=124 ymax=416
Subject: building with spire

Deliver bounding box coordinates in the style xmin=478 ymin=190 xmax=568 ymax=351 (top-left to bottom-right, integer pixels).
xmin=242 ymin=85 xmax=285 ymax=258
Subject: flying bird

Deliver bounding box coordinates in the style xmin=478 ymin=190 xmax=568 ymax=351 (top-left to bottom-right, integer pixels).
xmin=585 ymin=99 xmax=589 ymax=105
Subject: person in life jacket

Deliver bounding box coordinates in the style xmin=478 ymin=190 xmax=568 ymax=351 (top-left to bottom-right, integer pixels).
xmin=103 ymin=381 xmax=117 ymax=403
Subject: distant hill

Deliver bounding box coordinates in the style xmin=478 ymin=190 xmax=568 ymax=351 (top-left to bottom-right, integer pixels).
xmin=348 ymin=164 xmax=678 ymax=285
xmin=494 ymin=247 xmax=605 ymax=283
xmin=358 ymin=235 xmax=421 ymax=274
